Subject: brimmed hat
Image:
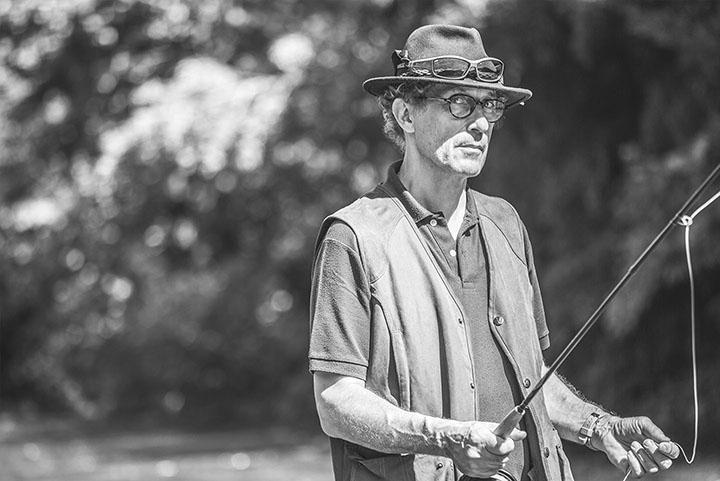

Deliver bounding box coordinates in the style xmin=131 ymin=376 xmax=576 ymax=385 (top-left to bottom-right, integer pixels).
xmin=363 ymin=24 xmax=532 ymax=108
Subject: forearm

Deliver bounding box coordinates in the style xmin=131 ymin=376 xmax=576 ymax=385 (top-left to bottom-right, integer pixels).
xmin=315 ymin=374 xmax=469 ymax=456
xmin=542 ymin=367 xmax=607 ymax=443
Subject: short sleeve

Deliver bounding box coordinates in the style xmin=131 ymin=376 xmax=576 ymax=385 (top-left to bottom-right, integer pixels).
xmin=308 ymin=220 xmax=372 ymax=380
xmin=521 ymin=221 xmax=550 ymax=350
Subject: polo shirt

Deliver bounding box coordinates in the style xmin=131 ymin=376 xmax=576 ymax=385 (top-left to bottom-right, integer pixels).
xmin=309 ymin=162 xmax=550 ymax=480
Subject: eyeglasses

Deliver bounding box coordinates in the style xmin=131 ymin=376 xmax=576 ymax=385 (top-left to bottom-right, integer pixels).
xmin=421 ymin=93 xmax=506 ymax=122
xmin=396 ymin=54 xmax=504 ymax=83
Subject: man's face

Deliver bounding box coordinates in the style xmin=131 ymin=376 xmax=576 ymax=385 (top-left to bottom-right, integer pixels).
xmin=408 ymin=85 xmax=501 ymax=179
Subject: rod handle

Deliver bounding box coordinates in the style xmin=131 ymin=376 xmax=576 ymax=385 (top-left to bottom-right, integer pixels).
xmin=493 ymin=406 xmax=525 ymax=438
xmin=458 ymin=407 xmax=526 ymax=481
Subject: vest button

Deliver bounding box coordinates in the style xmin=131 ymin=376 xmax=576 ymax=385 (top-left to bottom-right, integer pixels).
xmin=436 ymin=462 xmax=444 ymax=469
xmin=458 ymin=318 xmax=463 ymax=324
xmin=523 ymin=378 xmax=531 ymax=388
xmin=470 ymin=382 xmax=475 ymax=389
xmin=429 ymin=219 xmax=438 ymax=227
xmin=544 ymin=447 xmax=550 ymax=458
xmin=493 ymin=315 xmax=504 ymax=326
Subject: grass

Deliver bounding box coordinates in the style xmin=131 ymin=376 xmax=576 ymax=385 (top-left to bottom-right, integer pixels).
xmin=1 ymin=418 xmax=718 ymax=481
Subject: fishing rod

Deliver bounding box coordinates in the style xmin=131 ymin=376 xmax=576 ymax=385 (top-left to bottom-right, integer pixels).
xmin=461 ymin=160 xmax=720 ymax=481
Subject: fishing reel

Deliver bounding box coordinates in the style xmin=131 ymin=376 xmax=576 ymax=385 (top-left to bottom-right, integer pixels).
xmin=459 ymin=469 xmax=516 ymax=481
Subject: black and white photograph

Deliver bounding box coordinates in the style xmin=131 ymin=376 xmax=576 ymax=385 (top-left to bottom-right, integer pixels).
xmin=1 ymin=1 xmax=719 ymax=480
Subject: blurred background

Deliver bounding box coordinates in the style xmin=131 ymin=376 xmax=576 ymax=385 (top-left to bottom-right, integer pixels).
xmin=1 ymin=0 xmax=719 ymax=479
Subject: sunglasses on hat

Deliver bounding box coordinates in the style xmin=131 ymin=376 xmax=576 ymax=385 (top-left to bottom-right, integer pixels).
xmin=394 ymin=52 xmax=505 ymax=83
xmin=364 ymin=25 xmax=531 ymax=107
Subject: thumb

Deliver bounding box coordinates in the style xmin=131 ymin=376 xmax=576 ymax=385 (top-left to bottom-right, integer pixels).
xmin=635 ymin=416 xmax=670 ymax=443
xmin=487 ymin=429 xmax=525 ymax=456
xmin=508 ymin=428 xmax=527 ymax=441
xmin=658 ymin=441 xmax=680 ymax=459
xmin=489 ymin=436 xmax=516 ymax=456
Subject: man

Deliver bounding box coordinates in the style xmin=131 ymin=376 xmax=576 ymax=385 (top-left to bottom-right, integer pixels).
xmin=309 ymin=24 xmax=679 ymax=481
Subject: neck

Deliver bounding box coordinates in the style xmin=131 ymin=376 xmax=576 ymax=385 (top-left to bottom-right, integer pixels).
xmin=398 ymin=152 xmax=467 ymax=220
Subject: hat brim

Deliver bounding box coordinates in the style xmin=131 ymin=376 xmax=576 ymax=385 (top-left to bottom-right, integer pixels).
xmin=363 ymin=76 xmax=532 ymax=108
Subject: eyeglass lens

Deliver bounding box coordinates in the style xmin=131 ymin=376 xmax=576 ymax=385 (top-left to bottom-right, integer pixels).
xmin=432 ymin=58 xmax=471 ymax=79
xmin=449 ymin=95 xmax=504 ymax=121
xmin=431 ymin=58 xmax=503 ymax=82
xmin=475 ymin=59 xmax=503 ymax=81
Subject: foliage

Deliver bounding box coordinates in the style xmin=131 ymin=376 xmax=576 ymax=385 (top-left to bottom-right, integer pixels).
xmin=1 ymin=0 xmax=719 ymax=442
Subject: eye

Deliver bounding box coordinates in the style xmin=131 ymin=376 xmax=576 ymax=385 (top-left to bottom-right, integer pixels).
xmin=449 ymin=94 xmax=473 ymax=106
xmin=483 ymin=98 xmax=505 ymax=109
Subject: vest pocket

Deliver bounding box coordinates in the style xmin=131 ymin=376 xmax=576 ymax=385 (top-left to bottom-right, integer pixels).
xmin=411 ymin=454 xmax=454 ymax=480
xmin=352 ymin=454 xmax=412 ymax=481
xmin=351 ymin=454 xmax=454 ymax=481
xmin=389 ymin=329 xmax=411 ymax=410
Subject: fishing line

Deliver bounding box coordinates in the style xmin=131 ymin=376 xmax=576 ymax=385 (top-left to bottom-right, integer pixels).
xmin=620 ymin=188 xmax=720 ymax=481
xmin=675 ymin=188 xmax=720 ymax=463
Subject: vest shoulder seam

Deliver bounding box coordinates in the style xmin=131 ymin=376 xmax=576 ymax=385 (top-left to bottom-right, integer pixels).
xmin=367 ymin=215 xmax=404 ymax=285
xmin=326 ymin=187 xmax=405 ymax=285
xmin=470 ymin=191 xmax=528 ymax=267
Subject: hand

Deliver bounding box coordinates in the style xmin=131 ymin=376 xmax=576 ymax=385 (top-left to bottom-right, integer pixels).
xmin=589 ymin=415 xmax=679 ymax=478
xmin=447 ymin=421 xmax=526 ymax=478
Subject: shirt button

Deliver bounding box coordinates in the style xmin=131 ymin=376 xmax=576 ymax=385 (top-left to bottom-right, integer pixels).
xmin=470 ymin=382 xmax=475 ymax=389
xmin=429 ymin=219 xmax=437 ymax=227
xmin=436 ymin=462 xmax=444 ymax=469
xmin=544 ymin=447 xmax=550 ymax=458
xmin=523 ymin=378 xmax=531 ymax=388
xmin=458 ymin=318 xmax=463 ymax=324
xmin=493 ymin=315 xmax=504 ymax=326
xmin=450 ymin=249 xmax=456 ymax=257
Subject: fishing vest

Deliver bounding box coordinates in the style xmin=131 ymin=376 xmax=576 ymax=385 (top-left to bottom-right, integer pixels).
xmin=317 ymin=183 xmax=574 ymax=481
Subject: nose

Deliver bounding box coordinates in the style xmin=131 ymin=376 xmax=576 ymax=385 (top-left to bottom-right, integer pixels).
xmin=467 ymin=114 xmax=490 ymax=136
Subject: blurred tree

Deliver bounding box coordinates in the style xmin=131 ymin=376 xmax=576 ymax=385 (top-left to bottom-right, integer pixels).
xmin=0 ymin=0 xmax=436 ymax=424
xmin=0 ymin=0 xmax=718 ymax=445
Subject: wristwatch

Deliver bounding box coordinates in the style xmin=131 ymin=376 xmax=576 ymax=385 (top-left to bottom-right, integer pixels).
xmin=578 ymin=412 xmax=601 ymax=446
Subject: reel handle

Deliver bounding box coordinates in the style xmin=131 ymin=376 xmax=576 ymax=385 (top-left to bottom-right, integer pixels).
xmin=458 ymin=406 xmax=525 ymax=481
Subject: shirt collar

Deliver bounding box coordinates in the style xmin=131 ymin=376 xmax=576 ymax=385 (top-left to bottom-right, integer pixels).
xmin=384 ymin=161 xmax=434 ymax=223
xmin=383 ymin=161 xmax=480 ymax=227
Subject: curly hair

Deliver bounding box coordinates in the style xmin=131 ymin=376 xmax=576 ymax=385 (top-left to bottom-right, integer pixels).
xmin=377 ymin=82 xmax=433 ymax=152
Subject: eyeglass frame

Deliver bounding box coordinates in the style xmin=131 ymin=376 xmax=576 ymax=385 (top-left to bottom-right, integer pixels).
xmin=419 ymin=93 xmax=507 ymax=122
xmin=394 ymin=53 xmax=505 ymax=83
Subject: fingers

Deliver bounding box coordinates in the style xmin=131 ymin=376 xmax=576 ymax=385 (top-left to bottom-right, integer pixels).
xmin=623 ymin=441 xmax=677 ymax=478
xmin=634 ymin=416 xmax=670 ymax=443
xmin=643 ymin=440 xmax=674 ymax=470
xmin=461 ymin=443 xmax=509 ymax=477
xmin=465 ymin=445 xmax=506 ymax=465
xmin=617 ymin=416 xmax=679 ymax=466
xmin=631 ymin=441 xmax=659 ymax=474
xmin=455 ymin=423 xmax=519 ymax=478
xmin=483 ymin=456 xmax=509 ymax=473
xmin=626 ymin=449 xmax=644 ymax=478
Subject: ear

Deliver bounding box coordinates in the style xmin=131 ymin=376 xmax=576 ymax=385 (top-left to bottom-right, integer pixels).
xmin=391 ymin=98 xmax=416 ymax=134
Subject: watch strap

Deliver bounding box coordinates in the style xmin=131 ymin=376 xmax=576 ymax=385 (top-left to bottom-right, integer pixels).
xmin=578 ymin=412 xmax=601 ymax=445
